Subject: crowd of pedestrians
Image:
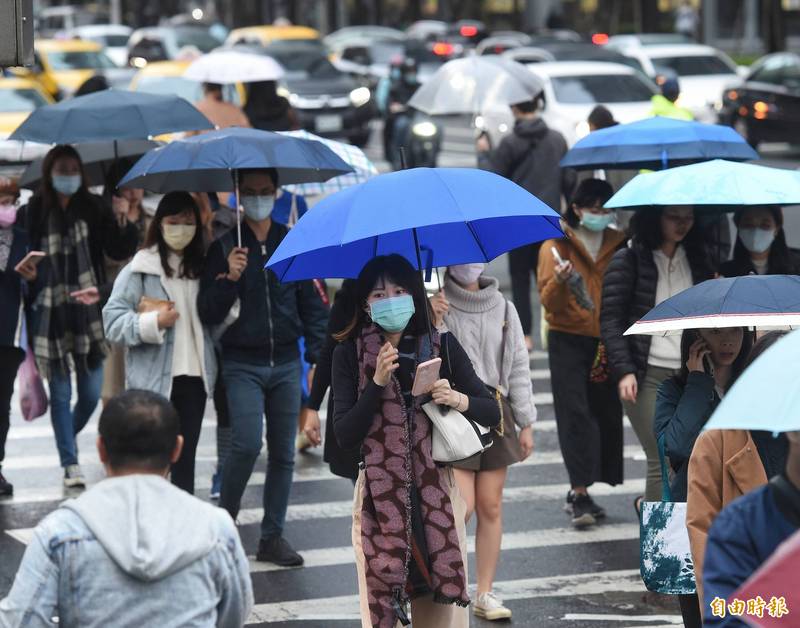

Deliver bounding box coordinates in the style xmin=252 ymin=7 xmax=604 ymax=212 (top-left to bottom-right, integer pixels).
xmin=0 ymin=87 xmax=799 ymax=628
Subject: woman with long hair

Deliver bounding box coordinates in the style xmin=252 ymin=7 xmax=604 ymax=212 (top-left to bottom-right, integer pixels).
xmin=718 ymin=206 xmax=798 ymax=277
xmin=653 ymin=326 xmax=753 ymax=627
xmin=331 ymin=255 xmax=499 ymax=628
xmin=103 ymin=192 xmax=217 ymax=494
xmin=19 ymin=145 xmax=138 ymax=488
xmin=601 ymin=206 xmax=714 ymax=507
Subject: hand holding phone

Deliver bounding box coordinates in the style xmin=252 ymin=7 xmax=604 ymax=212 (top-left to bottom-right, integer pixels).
xmin=412 ymin=357 xmax=442 ymax=397
xmin=551 ymin=246 xmax=574 ymax=283
xmin=687 ymin=338 xmax=712 ymax=374
xmin=14 ymin=251 xmax=45 ymax=281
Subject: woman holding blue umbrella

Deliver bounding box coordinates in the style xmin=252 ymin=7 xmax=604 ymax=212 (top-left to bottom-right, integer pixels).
xmin=719 ymin=207 xmax=798 ymax=277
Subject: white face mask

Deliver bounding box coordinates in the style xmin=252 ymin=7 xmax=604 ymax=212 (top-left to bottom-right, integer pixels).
xmin=449 ymin=263 xmax=485 ymax=286
xmin=738 ymin=228 xmax=776 ymax=254
xmin=161 ymin=224 xmax=196 ymax=251
xmin=241 ymin=195 xmax=275 ymax=222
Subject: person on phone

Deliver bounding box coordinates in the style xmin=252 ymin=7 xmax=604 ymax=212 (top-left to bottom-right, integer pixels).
xmin=17 ymin=145 xmax=139 ymax=489
xmin=331 ymin=254 xmax=499 ymax=628
xmin=538 ymin=179 xmax=627 ymax=528
xmin=718 ymin=206 xmax=799 ymax=277
xmin=103 ymin=192 xmax=218 ymax=495
xmin=0 ymin=177 xmax=27 ymax=497
xmin=198 ymin=167 xmax=328 ymax=567
xmin=428 ymin=262 xmax=534 ymax=621
xmin=601 ymin=206 xmax=713 ymax=508
xmin=653 ymin=326 xmax=753 ymax=627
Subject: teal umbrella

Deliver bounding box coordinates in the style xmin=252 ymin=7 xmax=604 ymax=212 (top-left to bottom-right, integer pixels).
xmin=605 ymin=159 xmax=800 ymax=209
xmin=704 ymin=330 xmax=800 ymax=433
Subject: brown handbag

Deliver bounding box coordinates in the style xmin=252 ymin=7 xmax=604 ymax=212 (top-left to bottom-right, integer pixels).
xmin=137 ymin=296 xmax=174 ymax=314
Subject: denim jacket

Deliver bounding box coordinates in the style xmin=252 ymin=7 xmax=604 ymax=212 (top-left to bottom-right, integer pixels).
xmin=0 ymin=475 xmax=253 ymax=628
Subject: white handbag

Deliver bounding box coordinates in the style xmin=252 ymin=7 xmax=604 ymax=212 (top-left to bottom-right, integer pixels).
xmin=423 ymin=402 xmax=493 ymax=463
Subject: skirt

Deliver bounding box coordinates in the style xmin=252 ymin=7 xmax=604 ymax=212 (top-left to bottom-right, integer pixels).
xmin=452 ymin=392 xmax=523 ymax=472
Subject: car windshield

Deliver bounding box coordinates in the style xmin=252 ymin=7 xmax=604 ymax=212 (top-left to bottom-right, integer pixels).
xmin=45 ymin=50 xmax=117 ymax=70
xmin=174 ymin=27 xmax=220 ymax=53
xmin=135 ymin=76 xmax=240 ymax=104
xmin=98 ymin=34 xmax=130 ymax=47
xmin=264 ymin=46 xmax=340 ymax=78
xmin=651 ymin=54 xmax=736 ymax=76
xmin=551 ymin=74 xmax=655 ymax=103
xmin=0 ymin=88 xmax=49 ymax=112
xmin=369 ymin=42 xmax=405 ymax=65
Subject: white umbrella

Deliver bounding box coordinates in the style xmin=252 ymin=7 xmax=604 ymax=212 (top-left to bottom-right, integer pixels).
xmin=183 ymin=50 xmax=284 ymax=84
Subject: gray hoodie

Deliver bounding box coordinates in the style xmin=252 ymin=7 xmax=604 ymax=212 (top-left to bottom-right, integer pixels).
xmin=0 ymin=475 xmax=253 ymax=628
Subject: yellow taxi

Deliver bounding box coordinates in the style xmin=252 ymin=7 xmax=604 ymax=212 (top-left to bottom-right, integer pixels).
xmin=129 ymin=60 xmax=246 ymax=105
xmin=10 ymin=39 xmax=118 ymax=99
xmin=225 ymin=25 xmax=321 ymax=47
xmin=0 ymin=77 xmax=54 ymax=137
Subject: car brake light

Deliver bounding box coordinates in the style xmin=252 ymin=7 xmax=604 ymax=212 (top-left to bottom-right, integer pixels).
xmin=591 ymin=33 xmax=609 ymax=45
xmin=433 ymin=42 xmax=454 ymax=56
xmin=460 ymin=25 xmax=478 ymax=37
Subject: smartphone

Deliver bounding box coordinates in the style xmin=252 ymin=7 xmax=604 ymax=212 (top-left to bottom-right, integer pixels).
xmin=702 ymin=354 xmax=714 ymax=376
xmin=14 ymin=251 xmax=45 ymax=273
xmin=412 ymin=357 xmax=442 ymax=397
xmin=551 ymin=246 xmax=565 ymax=266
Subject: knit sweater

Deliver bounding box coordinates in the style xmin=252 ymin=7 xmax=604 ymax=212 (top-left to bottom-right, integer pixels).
xmin=443 ymin=275 xmax=537 ymax=428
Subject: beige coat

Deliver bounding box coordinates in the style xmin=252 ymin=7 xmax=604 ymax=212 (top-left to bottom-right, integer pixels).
xmin=686 ymin=429 xmax=768 ymax=604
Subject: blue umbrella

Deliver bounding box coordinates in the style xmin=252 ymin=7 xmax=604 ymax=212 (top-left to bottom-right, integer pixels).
xmin=605 ymin=160 xmax=800 ymax=209
xmin=266 ymin=167 xmax=563 ymax=282
xmin=560 ymin=117 xmax=758 ymax=171
xmin=625 ymin=275 xmax=800 ymax=336
xmin=703 ymin=329 xmax=800 ymax=433
xmin=9 ymin=89 xmax=213 ymax=144
xmin=119 ymin=127 xmax=354 ymax=192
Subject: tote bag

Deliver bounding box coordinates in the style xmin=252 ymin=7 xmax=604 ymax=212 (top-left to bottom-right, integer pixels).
xmin=639 ymin=437 xmax=696 ymax=595
xmin=18 ymin=316 xmax=48 ymax=422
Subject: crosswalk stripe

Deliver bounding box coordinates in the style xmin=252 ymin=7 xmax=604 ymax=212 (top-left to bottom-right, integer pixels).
xmin=244 ymin=569 xmax=648 ymax=624
xmin=563 ymin=615 xmax=682 ymax=625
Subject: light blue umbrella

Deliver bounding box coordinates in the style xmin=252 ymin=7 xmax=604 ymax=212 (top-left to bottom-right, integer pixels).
xmin=605 ymin=159 xmax=800 ymax=209
xmin=704 ymin=329 xmax=800 ymax=433
xmin=266 ymin=167 xmax=562 ymax=282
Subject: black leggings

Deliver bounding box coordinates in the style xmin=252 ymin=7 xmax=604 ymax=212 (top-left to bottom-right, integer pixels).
xmin=508 ymin=242 xmax=541 ymax=337
xmin=0 ymin=347 xmax=24 ymax=464
xmin=170 ymin=376 xmax=206 ymax=494
xmin=678 ymin=593 xmax=702 ymax=628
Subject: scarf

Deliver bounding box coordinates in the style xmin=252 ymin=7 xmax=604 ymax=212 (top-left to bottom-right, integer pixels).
xmin=356 ymin=324 xmax=468 ymax=628
xmin=33 ymin=205 xmax=107 ymax=377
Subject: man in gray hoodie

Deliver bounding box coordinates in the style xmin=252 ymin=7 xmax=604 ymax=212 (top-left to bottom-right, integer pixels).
xmin=0 ymin=390 xmax=253 ymax=628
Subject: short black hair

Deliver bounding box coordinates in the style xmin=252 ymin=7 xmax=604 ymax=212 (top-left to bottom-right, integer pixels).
xmin=99 ymin=390 xmax=180 ymax=471
xmin=511 ymin=94 xmax=544 ymax=114
xmin=565 ymin=178 xmax=614 ymax=228
xmin=203 ymin=82 xmax=223 ymax=93
xmin=588 ymin=105 xmax=617 ymax=130
xmin=239 ymin=167 xmax=279 ymax=189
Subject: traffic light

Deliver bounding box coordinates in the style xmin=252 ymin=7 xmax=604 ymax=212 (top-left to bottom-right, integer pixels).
xmin=0 ymin=0 xmax=34 ymax=67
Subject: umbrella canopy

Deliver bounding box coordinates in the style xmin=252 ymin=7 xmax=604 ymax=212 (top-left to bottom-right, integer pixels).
xmin=408 ymin=56 xmax=544 ymax=116
xmin=119 ymin=127 xmax=354 ymax=192
xmin=605 ymin=160 xmax=800 ymax=209
xmin=703 ymin=329 xmax=800 ymax=433
xmin=266 ymin=167 xmax=563 ymax=282
xmin=559 ymin=117 xmax=758 ymax=171
xmin=731 ymin=528 xmax=799 ymax=627
xmin=9 ymin=89 xmax=213 ymax=144
xmin=625 ymin=275 xmax=800 ymax=336
xmin=19 ymin=139 xmax=159 ymax=190
xmin=184 ymin=50 xmax=285 ymax=84
xmin=277 ymin=130 xmax=378 ymax=196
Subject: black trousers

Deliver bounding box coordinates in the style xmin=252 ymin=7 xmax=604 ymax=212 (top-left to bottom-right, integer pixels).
xmin=508 ymin=242 xmax=541 ymax=337
xmin=170 ymin=376 xmax=207 ymax=494
xmin=548 ymin=330 xmax=624 ymax=488
xmin=0 ymin=347 xmax=24 ymax=464
xmin=678 ymin=593 xmax=703 ymax=628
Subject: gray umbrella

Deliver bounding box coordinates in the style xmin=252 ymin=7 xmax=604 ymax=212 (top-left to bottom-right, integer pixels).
xmin=19 ymin=139 xmax=160 ymax=190
xmin=408 ymin=56 xmax=544 ymax=116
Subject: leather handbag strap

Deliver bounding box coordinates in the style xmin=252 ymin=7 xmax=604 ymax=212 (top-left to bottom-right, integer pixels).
xmin=498 ymin=299 xmax=510 ymax=386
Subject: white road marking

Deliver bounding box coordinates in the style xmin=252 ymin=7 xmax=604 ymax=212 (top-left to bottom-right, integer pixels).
xmin=563 ymin=614 xmax=682 ymax=624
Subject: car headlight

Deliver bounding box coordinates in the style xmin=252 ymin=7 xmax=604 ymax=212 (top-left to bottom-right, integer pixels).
xmin=349 ymin=86 xmax=371 ymax=107
xmin=412 ymin=121 xmax=438 ymax=138
xmin=575 ymin=120 xmax=591 ymax=140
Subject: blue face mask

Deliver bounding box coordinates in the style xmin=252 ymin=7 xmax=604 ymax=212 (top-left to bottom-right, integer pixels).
xmin=738 ymin=228 xmax=775 ymax=254
xmin=241 ymin=195 xmax=275 ymax=222
xmin=51 ymin=175 xmax=81 ymax=196
xmin=369 ymin=294 xmax=415 ymax=333
xmin=580 ymin=211 xmax=614 ymax=232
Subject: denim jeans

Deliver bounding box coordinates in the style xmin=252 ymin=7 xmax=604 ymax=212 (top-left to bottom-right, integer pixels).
xmin=221 ymin=358 xmax=301 ymax=540
xmin=48 ymin=362 xmax=104 ymax=468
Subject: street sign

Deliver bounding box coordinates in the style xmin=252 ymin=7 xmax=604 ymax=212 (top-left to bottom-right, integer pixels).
xmin=0 ymin=0 xmax=34 ymax=67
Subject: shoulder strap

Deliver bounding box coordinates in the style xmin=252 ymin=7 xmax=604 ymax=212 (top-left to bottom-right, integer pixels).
xmin=498 ymin=299 xmax=510 ymax=385
xmin=657 ymin=435 xmax=673 ymax=503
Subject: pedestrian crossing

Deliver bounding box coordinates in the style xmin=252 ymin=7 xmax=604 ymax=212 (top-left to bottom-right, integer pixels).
xmin=0 ymin=347 xmax=682 ymax=627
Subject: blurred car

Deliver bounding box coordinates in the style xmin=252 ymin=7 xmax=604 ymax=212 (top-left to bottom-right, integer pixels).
xmin=504 ymin=42 xmax=647 ymax=74
xmin=225 ymin=25 xmax=321 ymax=48
xmin=0 ymin=77 xmax=54 ymax=163
xmin=478 ymin=61 xmax=658 ymax=147
xmin=36 ymin=5 xmax=109 ymax=38
xmin=446 ymin=20 xmax=489 ymax=48
xmin=324 ymin=26 xmax=406 ymax=50
xmin=129 ymin=60 xmax=245 ymax=105
xmin=332 ymin=39 xmax=407 ymax=84
xmin=719 ymin=52 xmax=800 ymax=148
xmin=606 ymin=42 xmax=742 ymax=121
xmin=476 ymin=35 xmax=532 ymax=56
xmin=65 ymin=24 xmax=133 ymax=67
xmin=406 ymin=20 xmax=448 ymax=41
xmin=127 ymin=26 xmax=222 ymax=67
xmin=10 ymin=39 xmax=129 ymax=99
xmin=242 ymin=41 xmax=374 ymax=146
xmin=606 ymin=33 xmax=694 ymax=49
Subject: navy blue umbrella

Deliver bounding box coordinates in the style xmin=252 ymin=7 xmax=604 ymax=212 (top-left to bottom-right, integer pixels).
xmin=9 ymin=89 xmax=213 ymax=144
xmin=560 ymin=117 xmax=759 ymax=171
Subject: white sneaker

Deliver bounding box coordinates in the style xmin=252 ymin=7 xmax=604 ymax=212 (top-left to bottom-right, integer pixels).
xmin=473 ymin=591 xmax=512 ymax=621
xmin=63 ymin=465 xmax=86 ymax=489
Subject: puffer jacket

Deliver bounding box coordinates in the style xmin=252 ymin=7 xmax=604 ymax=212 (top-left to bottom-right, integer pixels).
xmin=600 ymin=241 xmax=712 ymax=382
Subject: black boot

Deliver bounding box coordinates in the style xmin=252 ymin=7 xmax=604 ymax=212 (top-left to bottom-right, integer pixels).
xmin=0 ymin=468 xmax=13 ymax=497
